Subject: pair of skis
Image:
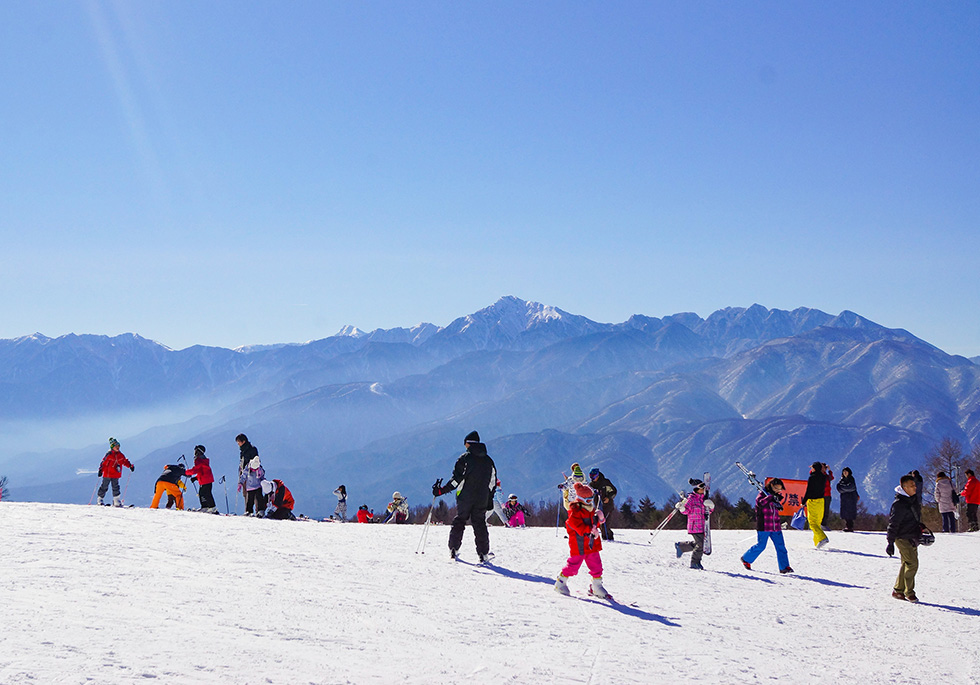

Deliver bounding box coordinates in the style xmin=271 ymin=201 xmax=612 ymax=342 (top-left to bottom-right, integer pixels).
xmin=735 ymin=461 xmax=783 ymax=511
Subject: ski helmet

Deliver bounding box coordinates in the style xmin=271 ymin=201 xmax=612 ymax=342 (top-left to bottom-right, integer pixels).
xmin=508 ymin=494 xmax=518 ymax=500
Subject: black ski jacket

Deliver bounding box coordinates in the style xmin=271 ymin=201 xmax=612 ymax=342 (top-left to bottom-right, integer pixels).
xmin=156 ymin=464 xmax=186 ymax=485
xmin=239 ymin=441 xmax=258 ymax=473
xmin=801 ymin=471 xmax=827 ymax=504
xmin=591 ymin=472 xmax=618 ymax=504
xmin=886 ymin=489 xmax=922 ymax=545
xmin=441 ymin=442 xmax=497 ymax=511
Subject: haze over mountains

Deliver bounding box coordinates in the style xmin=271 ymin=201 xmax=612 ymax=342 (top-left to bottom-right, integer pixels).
xmin=3 ymin=297 xmax=977 ymax=516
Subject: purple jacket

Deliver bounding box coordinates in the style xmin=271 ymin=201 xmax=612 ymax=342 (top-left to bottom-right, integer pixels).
xmin=755 ymin=491 xmax=783 ymax=532
xmin=683 ymin=492 xmax=706 ymax=534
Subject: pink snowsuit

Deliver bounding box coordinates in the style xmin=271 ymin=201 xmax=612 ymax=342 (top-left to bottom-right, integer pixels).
xmin=683 ymin=492 xmax=706 ymax=534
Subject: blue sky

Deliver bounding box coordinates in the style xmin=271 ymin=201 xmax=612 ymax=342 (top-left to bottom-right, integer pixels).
xmin=2 ymin=2 xmax=978 ymax=355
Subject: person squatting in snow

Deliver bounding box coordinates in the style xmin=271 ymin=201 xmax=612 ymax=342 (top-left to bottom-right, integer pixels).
xmin=151 ymin=463 xmax=187 ymax=510
xmin=97 ymin=438 xmax=134 ymax=506
xmin=239 ymin=455 xmax=267 ymax=517
xmin=263 ymin=479 xmax=296 ymax=520
xmin=356 ymin=504 xmax=375 ymax=523
xmin=502 ymin=494 xmax=527 ymax=528
xmin=386 ymin=492 xmax=409 ymax=524
xmin=432 ymin=430 xmax=497 ymax=562
xmin=554 ymin=482 xmax=610 ymax=599
xmin=887 ymin=473 xmax=925 ymax=602
xmin=674 ymin=478 xmax=714 ymax=570
xmin=740 ymin=478 xmax=793 ymax=574
xmin=184 ymin=445 xmax=217 ymax=513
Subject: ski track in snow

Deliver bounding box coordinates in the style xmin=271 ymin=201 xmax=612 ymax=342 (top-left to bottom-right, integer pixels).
xmin=1 ymin=503 xmax=978 ymax=684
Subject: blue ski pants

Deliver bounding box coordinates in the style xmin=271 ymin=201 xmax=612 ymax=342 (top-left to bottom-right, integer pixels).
xmin=742 ymin=530 xmax=790 ymax=570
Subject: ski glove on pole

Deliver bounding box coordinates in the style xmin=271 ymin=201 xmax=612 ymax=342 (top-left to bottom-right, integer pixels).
xmin=130 ymin=465 xmax=135 ymax=472
xmin=432 ymin=479 xmax=444 ymax=497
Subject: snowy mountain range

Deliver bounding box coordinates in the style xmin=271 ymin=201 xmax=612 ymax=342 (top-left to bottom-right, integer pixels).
xmin=3 ymin=297 xmax=978 ymax=515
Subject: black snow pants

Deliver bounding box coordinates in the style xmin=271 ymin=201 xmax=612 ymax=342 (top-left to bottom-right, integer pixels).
xmin=449 ymin=501 xmax=490 ymax=556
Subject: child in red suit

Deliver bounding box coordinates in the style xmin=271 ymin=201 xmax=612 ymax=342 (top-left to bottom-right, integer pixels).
xmin=184 ymin=445 xmax=217 ymax=512
xmin=97 ymin=438 xmax=134 ymax=506
xmin=554 ymin=482 xmax=611 ymax=599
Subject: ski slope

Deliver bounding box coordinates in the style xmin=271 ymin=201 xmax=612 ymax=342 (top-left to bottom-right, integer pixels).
xmin=1 ymin=502 xmax=977 ymax=684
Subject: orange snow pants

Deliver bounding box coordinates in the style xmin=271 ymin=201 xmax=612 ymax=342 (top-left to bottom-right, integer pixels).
xmin=151 ymin=481 xmax=184 ymax=510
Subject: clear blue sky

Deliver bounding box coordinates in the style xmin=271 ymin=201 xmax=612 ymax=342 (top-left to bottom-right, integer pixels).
xmin=2 ymin=2 xmax=978 ymax=355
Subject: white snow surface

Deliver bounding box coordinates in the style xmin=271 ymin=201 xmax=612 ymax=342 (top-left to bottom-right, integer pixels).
xmin=1 ymin=503 xmax=978 ymax=684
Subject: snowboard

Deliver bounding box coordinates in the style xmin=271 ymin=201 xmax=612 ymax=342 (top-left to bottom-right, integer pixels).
xmin=702 ymin=472 xmax=712 ymax=555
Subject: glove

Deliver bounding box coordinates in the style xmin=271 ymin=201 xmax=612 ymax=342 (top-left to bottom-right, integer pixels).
xmin=237 ymin=484 xmax=242 ymax=493
xmin=432 ymin=478 xmax=443 ymax=497
xmin=130 ymin=465 xmax=135 ymax=472
xmin=886 ymin=543 xmax=894 ymax=557
xmin=704 ymin=498 xmax=715 ymax=512
xmin=675 ymin=498 xmax=687 ymax=511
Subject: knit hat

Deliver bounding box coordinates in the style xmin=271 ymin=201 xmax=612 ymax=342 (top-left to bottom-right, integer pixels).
xmin=571 ymin=463 xmax=585 ymax=481
xmin=689 ymin=478 xmax=706 ymax=491
xmin=464 ymin=430 xmax=481 ymax=444
xmin=109 ymin=438 xmax=120 ymax=449
xmin=569 ymin=482 xmax=595 ymax=508
xmin=194 ymin=445 xmax=206 ymax=456
xmin=392 ymin=491 xmax=403 ymax=501
xmin=589 ymin=468 xmax=600 ymax=480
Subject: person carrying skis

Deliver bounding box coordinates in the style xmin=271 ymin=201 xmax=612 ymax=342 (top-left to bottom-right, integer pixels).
xmin=264 ymin=479 xmax=296 ymax=520
xmin=740 ymin=478 xmax=793 ymax=574
xmin=554 ymin=482 xmax=611 ymax=599
xmin=886 ymin=473 xmax=924 ymax=602
xmin=589 ymin=468 xmax=618 ymax=541
xmin=674 ymin=478 xmax=714 ymax=570
xmin=184 ymin=445 xmax=217 ymax=513
xmin=150 ymin=462 xmax=187 ymax=510
xmin=97 ymin=438 xmax=134 ymax=507
xmin=385 ymin=492 xmax=409 ymax=524
xmin=801 ymin=461 xmax=830 ymax=548
xmin=356 ymin=504 xmax=375 ymax=523
xmin=332 ymin=485 xmax=348 ymax=521
xmin=960 ymin=469 xmax=979 ymax=532
xmin=238 ymin=456 xmax=267 ymax=517
xmin=432 ymin=430 xmax=497 ymax=562
xmin=502 ymin=494 xmax=528 ymax=528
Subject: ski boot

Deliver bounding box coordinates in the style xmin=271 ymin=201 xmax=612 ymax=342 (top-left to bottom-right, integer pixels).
xmin=450 ymin=548 xmax=459 ymax=560
xmin=478 ymin=552 xmax=494 ymax=564
xmin=97 ymin=497 xmax=105 ymax=506
xmin=554 ymin=574 xmax=570 ymax=596
xmin=690 ymin=561 xmax=704 ymax=570
xmin=113 ymin=496 xmax=123 ymax=507
xmin=589 ymin=576 xmax=610 ymax=600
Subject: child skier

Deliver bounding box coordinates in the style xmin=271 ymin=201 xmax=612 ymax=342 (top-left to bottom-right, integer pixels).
xmin=560 ymin=463 xmax=587 ymax=511
xmin=150 ymin=462 xmax=187 ymax=510
xmin=264 ymin=479 xmax=296 ymax=520
xmin=502 ymin=494 xmax=527 ymax=527
xmin=238 ymin=456 xmax=266 ymax=517
xmin=555 ymin=482 xmax=610 ymax=599
xmin=674 ymin=478 xmax=714 ymax=570
xmin=356 ymin=504 xmax=375 ymax=523
xmin=184 ymin=445 xmax=217 ymax=513
xmin=385 ymin=492 xmax=409 ymax=524
xmin=887 ymin=473 xmax=923 ymax=602
xmin=97 ymin=438 xmax=134 ymax=507
xmin=740 ymin=478 xmax=793 ymax=574
xmin=332 ymin=485 xmax=348 ymax=521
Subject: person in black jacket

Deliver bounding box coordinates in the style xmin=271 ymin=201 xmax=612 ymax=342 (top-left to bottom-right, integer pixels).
xmin=886 ymin=474 xmax=923 ymax=602
xmin=801 ymin=461 xmax=830 ymax=548
xmin=236 ymin=434 xmax=258 ymax=475
xmin=836 ymin=467 xmax=860 ymax=532
xmin=589 ymin=468 xmax=618 ymax=541
xmin=433 ymin=431 xmax=498 ymax=562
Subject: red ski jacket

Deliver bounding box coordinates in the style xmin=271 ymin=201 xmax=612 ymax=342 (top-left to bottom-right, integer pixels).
xmin=565 ymin=503 xmax=602 ymax=557
xmin=98 ymin=450 xmax=134 ymax=479
xmin=184 ymin=456 xmax=214 ymax=485
xmin=270 ymin=480 xmax=294 ymax=510
xmin=962 ymin=475 xmax=980 ymax=506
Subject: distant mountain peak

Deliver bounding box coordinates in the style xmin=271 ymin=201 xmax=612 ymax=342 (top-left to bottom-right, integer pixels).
xmin=336 ymin=325 xmax=367 ymax=338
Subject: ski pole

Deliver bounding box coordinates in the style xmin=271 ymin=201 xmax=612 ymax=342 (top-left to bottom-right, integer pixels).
xmin=89 ymin=478 xmax=100 ymax=505
xmin=416 ymin=495 xmax=437 ymax=554
xmin=219 ymin=476 xmax=230 ymax=515
xmin=649 ymin=508 xmax=679 ymax=543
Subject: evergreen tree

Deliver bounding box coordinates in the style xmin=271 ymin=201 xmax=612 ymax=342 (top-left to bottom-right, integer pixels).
xmin=618 ymin=497 xmax=639 ymax=528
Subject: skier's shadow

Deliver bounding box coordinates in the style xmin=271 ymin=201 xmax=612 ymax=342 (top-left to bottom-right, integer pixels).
xmin=783 ymin=574 xmax=868 ymax=589
xmin=823 ymin=548 xmax=887 ymax=559
xmin=916 ymin=602 xmax=980 ymax=617
xmin=709 ymin=570 xmax=777 ymax=585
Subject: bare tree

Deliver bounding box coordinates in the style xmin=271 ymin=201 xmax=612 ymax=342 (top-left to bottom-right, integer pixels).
xmin=922 ymin=437 xmax=964 ymax=506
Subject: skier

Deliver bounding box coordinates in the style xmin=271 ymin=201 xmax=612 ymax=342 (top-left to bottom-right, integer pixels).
xmin=385 ymin=492 xmax=409 ymax=524
xmin=836 ymin=467 xmax=859 ymax=532
xmin=934 ymin=472 xmax=957 ymax=534
xmin=150 ymin=462 xmax=187 ymax=510
xmin=674 ymin=478 xmax=714 ymax=570
xmin=502 ymin=494 xmax=527 ymax=528
xmin=236 ymin=433 xmax=258 ymax=476
xmin=332 ymin=485 xmax=348 ymax=521
xmin=554 ymin=482 xmax=610 ymax=599
xmin=264 ymin=479 xmax=296 ymax=520
xmin=432 ymin=430 xmax=497 ymax=562
xmin=356 ymin=504 xmax=375 ymax=523
xmin=589 ymin=468 xmax=618 ymax=540
xmin=560 ymin=463 xmax=587 ymax=511
xmin=184 ymin=445 xmax=217 ymax=513
xmin=96 ymin=438 xmax=134 ymax=507
xmin=886 ymin=473 xmax=923 ymax=602
xmin=238 ymin=456 xmax=267 ymax=517
xmin=959 ymin=469 xmax=979 ymax=532
xmin=801 ymin=461 xmax=830 ymax=548
xmin=740 ymin=478 xmax=793 ymax=574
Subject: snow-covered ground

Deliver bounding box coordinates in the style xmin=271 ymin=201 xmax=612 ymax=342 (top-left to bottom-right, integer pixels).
xmin=1 ymin=503 xmax=977 ymax=684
